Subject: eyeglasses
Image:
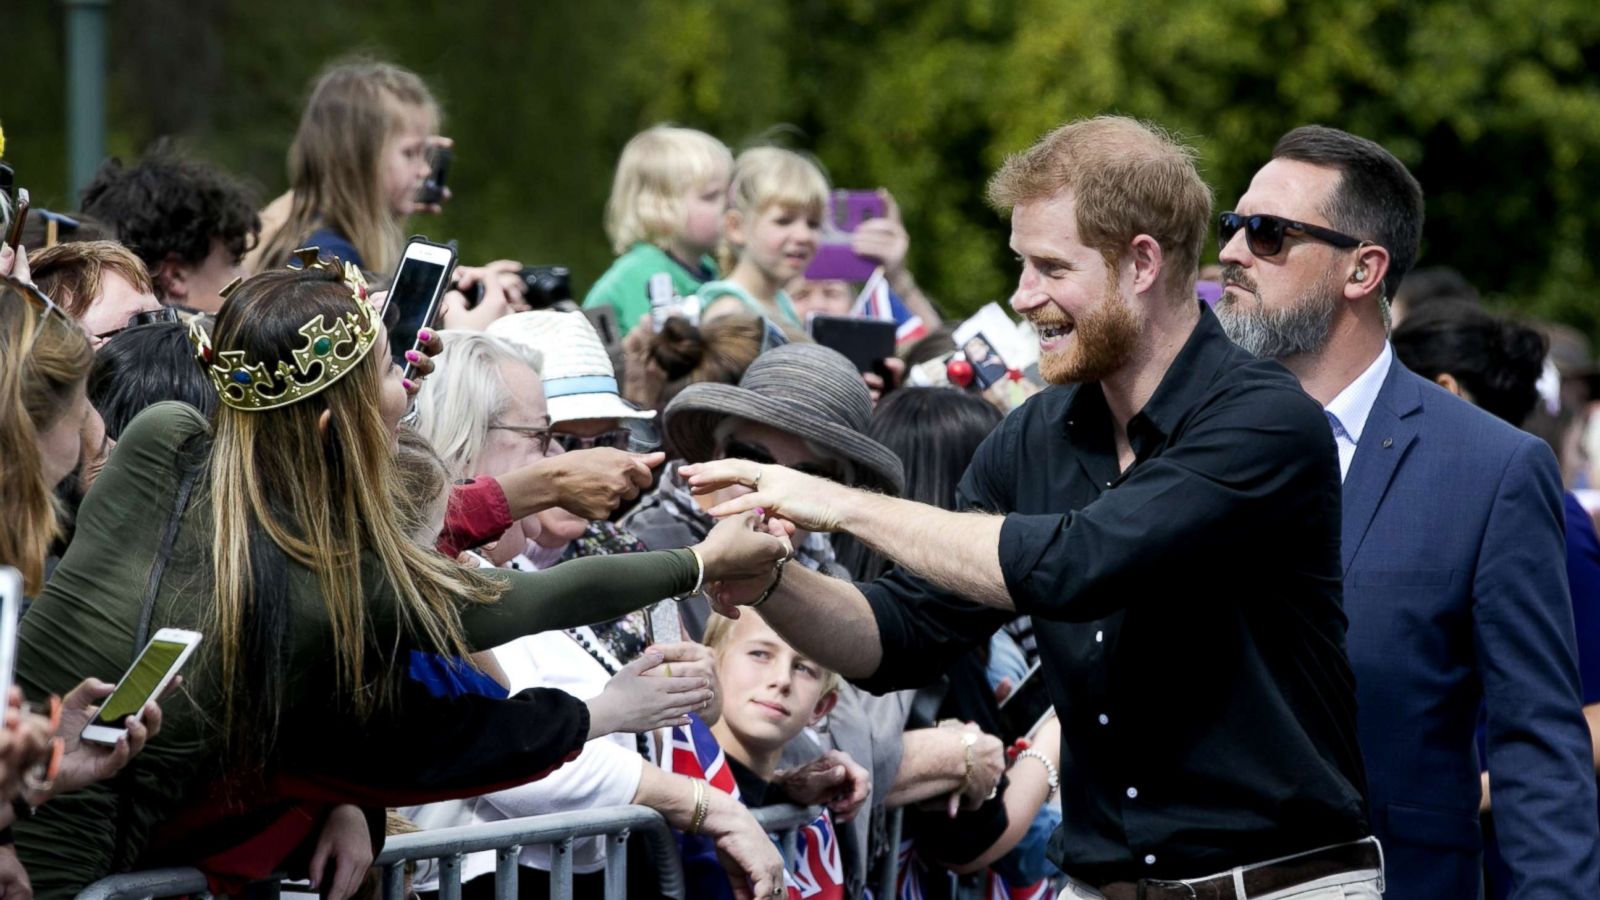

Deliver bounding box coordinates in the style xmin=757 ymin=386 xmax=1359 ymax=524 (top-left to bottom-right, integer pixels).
xmin=488 ymin=422 xmax=553 ymax=455
xmin=93 ymin=306 xmax=182 ymax=341
xmin=1218 ymin=212 xmax=1363 ymax=259
xmin=553 ymin=429 xmax=633 ymax=454
xmin=6 ymin=277 xmax=74 ymax=337
xmin=721 ymin=438 xmax=841 ymax=483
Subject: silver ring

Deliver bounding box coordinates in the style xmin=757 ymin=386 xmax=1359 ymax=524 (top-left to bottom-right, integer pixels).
xmin=753 ymin=469 xmax=762 ymax=487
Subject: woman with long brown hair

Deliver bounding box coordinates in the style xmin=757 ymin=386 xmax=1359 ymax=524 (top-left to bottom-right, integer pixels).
xmin=11 ymin=258 xmax=791 ymax=897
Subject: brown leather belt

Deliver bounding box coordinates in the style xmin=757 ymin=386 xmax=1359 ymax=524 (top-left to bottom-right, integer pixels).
xmin=1097 ymin=840 xmax=1381 ymax=900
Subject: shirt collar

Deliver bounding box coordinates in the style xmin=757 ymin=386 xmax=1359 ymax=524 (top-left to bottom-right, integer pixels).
xmin=1131 ymin=302 xmax=1238 ymax=440
xmin=1323 ymin=342 xmax=1393 ymax=444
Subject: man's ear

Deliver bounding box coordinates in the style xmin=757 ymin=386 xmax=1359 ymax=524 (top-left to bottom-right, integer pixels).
xmin=1434 ymin=372 xmax=1467 ymax=399
xmin=154 ymin=253 xmax=189 ymax=301
xmin=1127 ymin=234 xmax=1164 ymax=296
xmin=808 ymin=689 xmax=840 ymax=727
xmin=317 ymin=408 xmax=332 ymax=438
xmin=1344 ymin=243 xmax=1391 ymax=304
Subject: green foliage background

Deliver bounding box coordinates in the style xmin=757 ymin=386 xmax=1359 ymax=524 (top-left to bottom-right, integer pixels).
xmin=5 ymin=0 xmax=1599 ymax=334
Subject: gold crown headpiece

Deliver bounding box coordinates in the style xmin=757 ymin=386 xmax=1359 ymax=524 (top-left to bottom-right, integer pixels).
xmin=189 ymin=248 xmax=380 ymax=412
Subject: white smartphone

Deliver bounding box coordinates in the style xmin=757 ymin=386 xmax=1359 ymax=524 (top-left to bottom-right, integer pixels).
xmin=0 ymin=567 xmax=21 ymax=702
xmin=382 ymin=237 xmax=458 ymax=377
xmin=80 ymin=628 xmax=202 ymax=745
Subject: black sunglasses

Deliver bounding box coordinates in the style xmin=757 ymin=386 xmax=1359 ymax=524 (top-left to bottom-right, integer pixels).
xmin=553 ymin=429 xmax=632 ymax=454
xmin=93 ymin=305 xmax=182 ymax=341
xmin=1219 ymin=212 xmax=1362 ymax=258
xmin=721 ymin=439 xmax=841 ymax=483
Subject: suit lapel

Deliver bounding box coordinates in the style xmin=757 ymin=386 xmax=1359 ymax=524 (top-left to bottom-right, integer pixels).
xmin=1341 ymin=363 xmax=1424 ymax=573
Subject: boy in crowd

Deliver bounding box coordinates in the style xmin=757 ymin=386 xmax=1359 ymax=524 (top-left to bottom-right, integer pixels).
xmin=672 ymin=610 xmax=853 ymax=898
xmin=79 ymin=145 xmax=259 ymax=313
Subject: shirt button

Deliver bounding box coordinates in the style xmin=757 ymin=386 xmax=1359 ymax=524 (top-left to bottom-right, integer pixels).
xmin=1144 ymin=854 xmax=1157 ymax=865
xmin=1126 ymin=787 xmax=1138 ymax=799
xmin=1098 ymin=714 xmax=1109 ymax=725
xmin=1095 ymin=630 xmax=1104 ymax=643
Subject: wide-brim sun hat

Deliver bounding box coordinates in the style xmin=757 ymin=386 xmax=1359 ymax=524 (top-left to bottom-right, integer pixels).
xmin=487 ymin=310 xmax=655 ymax=425
xmin=663 ymin=342 xmax=905 ymax=495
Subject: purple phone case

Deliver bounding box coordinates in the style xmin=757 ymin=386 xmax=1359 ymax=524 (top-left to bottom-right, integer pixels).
xmin=805 ymin=190 xmax=889 ymax=282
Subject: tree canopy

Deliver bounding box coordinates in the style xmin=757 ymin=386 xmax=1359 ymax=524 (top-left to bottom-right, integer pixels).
xmin=6 ymin=0 xmax=1599 ymax=334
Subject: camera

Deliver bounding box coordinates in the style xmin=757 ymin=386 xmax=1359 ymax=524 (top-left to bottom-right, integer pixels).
xmin=460 ymin=265 xmax=573 ymax=310
xmin=517 ymin=265 xmax=572 ymax=309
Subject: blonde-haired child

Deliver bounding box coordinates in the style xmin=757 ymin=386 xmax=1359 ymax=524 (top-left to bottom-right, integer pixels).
xmin=254 ymin=58 xmax=445 ymax=275
xmin=700 ymin=609 xmax=840 ymax=799
xmin=697 ymin=147 xmax=829 ymax=341
xmin=583 ymin=125 xmax=734 ymax=333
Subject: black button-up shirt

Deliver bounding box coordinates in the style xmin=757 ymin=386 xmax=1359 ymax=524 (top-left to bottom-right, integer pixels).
xmin=856 ymin=306 xmax=1369 ymax=885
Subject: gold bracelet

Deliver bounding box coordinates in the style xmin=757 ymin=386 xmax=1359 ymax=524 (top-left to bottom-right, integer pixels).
xmin=688 ymin=778 xmax=710 ymax=835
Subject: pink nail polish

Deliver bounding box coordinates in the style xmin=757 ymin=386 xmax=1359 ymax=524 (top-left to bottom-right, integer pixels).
xmin=402 ymin=378 xmax=416 ymax=391
xmin=404 ymin=350 xmax=421 ymax=363
xmin=417 ymin=328 xmax=433 ymax=342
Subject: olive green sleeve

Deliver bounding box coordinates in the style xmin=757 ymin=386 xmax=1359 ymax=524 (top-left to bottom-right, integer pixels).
xmin=456 ymin=549 xmax=699 ymax=650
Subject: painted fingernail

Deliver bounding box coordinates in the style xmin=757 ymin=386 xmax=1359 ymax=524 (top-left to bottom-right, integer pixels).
xmin=402 ymin=379 xmax=416 ymax=391
xmin=417 ymin=328 xmax=433 ymax=342
xmin=754 ymin=507 xmax=766 ymax=517
xmin=404 ymin=350 xmax=421 ymax=363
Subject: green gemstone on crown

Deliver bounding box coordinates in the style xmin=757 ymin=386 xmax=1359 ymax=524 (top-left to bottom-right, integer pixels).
xmin=313 ymin=336 xmax=332 ymax=356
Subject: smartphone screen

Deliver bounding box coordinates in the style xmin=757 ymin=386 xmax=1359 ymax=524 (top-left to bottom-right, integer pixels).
xmin=92 ymin=637 xmax=190 ymax=727
xmin=0 ymin=568 xmax=21 ymax=704
xmin=996 ymin=662 xmax=1054 ymax=743
xmin=810 ymin=315 xmax=897 ymax=373
xmin=385 ymin=243 xmax=455 ymax=370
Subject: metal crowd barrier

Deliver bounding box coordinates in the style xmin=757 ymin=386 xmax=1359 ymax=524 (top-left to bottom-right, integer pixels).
xmin=77 ymin=802 xmax=840 ymax=900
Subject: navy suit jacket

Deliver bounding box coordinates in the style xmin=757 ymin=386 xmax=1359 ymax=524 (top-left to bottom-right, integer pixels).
xmin=1342 ymin=360 xmax=1599 ymax=898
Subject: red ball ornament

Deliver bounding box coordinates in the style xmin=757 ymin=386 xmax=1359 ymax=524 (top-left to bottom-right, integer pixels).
xmin=946 ymin=358 xmax=975 ymax=387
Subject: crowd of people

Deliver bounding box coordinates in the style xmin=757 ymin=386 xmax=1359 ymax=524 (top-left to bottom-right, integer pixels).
xmin=1 ymin=54 xmax=1598 ymax=900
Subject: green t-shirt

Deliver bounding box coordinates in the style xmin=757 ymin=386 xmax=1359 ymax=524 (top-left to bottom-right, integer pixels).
xmin=582 ymin=242 xmax=717 ymax=333
xmin=695 ymin=279 xmax=804 ymax=330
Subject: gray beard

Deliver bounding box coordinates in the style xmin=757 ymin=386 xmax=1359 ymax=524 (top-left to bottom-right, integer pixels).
xmin=1216 ymin=287 xmax=1339 ymax=361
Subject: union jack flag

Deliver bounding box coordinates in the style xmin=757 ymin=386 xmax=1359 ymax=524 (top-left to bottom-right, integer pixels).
xmin=852 ymin=268 xmax=928 ymax=346
xmin=666 ymin=714 xmax=846 ymax=900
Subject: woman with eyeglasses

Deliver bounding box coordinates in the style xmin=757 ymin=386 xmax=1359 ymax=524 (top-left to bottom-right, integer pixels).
xmin=408 ymin=324 xmax=785 ymax=900
xmin=11 ymin=260 xmax=791 ymax=898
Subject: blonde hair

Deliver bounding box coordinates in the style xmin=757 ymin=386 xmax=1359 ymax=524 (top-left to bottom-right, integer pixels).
xmin=0 ymin=277 xmax=94 ymax=594
xmin=986 ymin=116 xmax=1211 ymax=297
xmin=720 ymin=147 xmax=830 ymax=273
xmin=30 ymin=240 xmax=155 ymax=319
xmin=410 ymin=331 xmax=543 ymax=481
xmin=205 ymin=267 xmax=499 ymax=768
xmin=258 ymin=59 xmax=439 ymax=275
xmin=605 ymin=125 xmax=733 ymax=255
xmin=702 ymin=610 xmax=840 ymax=697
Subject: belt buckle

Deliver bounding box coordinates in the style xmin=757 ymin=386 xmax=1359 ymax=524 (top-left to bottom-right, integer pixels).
xmin=1139 ymin=879 xmax=1198 ymax=900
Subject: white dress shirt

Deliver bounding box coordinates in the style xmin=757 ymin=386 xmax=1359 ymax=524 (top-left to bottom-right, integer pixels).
xmin=1322 ymin=343 xmax=1393 ymax=481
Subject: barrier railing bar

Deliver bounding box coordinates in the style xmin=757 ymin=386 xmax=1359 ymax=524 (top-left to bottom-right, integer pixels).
xmin=494 ymin=845 xmax=519 ymax=900
xmin=603 ymin=830 xmax=628 ymax=900
xmin=550 ymin=837 xmax=574 ymax=900
xmin=878 ymin=806 xmax=904 ymax=898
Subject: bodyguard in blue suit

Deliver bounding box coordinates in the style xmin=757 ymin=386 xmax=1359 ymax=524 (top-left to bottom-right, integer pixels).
xmin=1217 ymin=125 xmax=1599 ymax=898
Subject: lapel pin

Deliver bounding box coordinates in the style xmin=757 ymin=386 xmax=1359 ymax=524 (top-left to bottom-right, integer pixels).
xmin=1382 ymin=437 xmax=1394 ymax=448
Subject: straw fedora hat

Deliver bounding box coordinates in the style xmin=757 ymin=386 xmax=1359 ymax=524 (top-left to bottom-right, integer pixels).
xmin=487 ymin=311 xmax=654 ymax=424
xmin=663 ymin=343 xmax=905 ymax=495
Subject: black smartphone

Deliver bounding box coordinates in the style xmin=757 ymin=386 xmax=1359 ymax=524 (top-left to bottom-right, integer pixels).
xmin=6 ymin=188 xmax=29 ymax=251
xmin=382 ymin=237 xmax=458 ymax=375
xmin=809 ymin=315 xmax=897 ymax=374
xmin=996 ymin=662 xmax=1054 ymax=744
xmin=415 ymin=146 xmax=452 ymax=206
